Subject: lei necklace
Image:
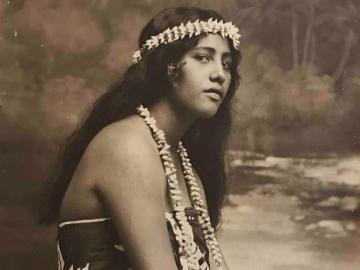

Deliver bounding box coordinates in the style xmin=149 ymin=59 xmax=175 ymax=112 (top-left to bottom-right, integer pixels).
xmin=136 ymin=105 xmax=224 ymax=270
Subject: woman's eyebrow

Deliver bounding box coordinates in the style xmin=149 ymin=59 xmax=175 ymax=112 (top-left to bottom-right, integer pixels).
xmin=223 ymin=52 xmax=232 ymax=59
xmin=192 ymin=47 xmax=231 ymax=58
xmin=191 ymin=47 xmax=215 ymax=55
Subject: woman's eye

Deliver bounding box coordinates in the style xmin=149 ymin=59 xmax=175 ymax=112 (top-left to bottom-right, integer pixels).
xmin=222 ymin=60 xmax=231 ymax=71
xmin=195 ymin=54 xmax=210 ymax=63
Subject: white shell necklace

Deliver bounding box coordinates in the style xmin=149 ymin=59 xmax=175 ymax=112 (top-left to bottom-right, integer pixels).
xmin=136 ymin=105 xmax=224 ymax=270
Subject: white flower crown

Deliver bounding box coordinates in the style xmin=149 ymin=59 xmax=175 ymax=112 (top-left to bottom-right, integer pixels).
xmin=132 ymin=18 xmax=241 ymax=64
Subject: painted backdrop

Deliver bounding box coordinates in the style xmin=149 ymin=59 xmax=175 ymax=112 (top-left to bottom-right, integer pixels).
xmin=1 ymin=0 xmax=359 ymax=269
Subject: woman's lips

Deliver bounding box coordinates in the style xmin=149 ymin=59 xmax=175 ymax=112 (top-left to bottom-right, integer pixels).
xmin=203 ymin=88 xmax=223 ymax=101
xmin=205 ymin=91 xmax=222 ymax=101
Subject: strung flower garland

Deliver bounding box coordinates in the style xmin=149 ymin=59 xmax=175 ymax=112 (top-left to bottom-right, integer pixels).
xmin=177 ymin=143 xmax=223 ymax=264
xmin=132 ymin=18 xmax=241 ymax=64
xmin=136 ymin=104 xmax=224 ymax=270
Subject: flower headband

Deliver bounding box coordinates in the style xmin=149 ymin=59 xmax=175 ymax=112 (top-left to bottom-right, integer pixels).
xmin=132 ymin=18 xmax=242 ymax=64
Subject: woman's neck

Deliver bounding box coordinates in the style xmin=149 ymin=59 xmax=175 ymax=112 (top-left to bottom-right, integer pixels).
xmin=149 ymin=99 xmax=194 ymax=148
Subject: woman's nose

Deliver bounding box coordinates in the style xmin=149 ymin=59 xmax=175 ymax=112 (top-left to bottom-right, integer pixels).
xmin=209 ymin=62 xmax=225 ymax=85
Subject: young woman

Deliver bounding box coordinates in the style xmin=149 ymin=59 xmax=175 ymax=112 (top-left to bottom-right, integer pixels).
xmin=40 ymin=6 xmax=241 ymax=270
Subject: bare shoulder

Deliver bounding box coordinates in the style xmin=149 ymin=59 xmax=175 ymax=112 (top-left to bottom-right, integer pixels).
xmin=84 ymin=114 xmax=161 ymax=171
xmin=88 ymin=115 xmax=154 ymax=157
xmin=81 ymin=115 xmax=164 ymax=196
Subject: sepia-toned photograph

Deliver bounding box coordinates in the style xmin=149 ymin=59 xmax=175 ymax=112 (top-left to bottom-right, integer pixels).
xmin=1 ymin=0 xmax=359 ymax=269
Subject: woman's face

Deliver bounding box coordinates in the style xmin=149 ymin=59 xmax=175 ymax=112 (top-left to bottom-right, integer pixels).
xmin=168 ymin=34 xmax=232 ymax=119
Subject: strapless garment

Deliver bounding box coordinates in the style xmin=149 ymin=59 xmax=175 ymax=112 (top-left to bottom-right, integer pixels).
xmin=57 ymin=207 xmax=210 ymax=270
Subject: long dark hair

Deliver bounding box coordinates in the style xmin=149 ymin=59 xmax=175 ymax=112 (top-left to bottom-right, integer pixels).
xmin=40 ymin=7 xmax=241 ymax=229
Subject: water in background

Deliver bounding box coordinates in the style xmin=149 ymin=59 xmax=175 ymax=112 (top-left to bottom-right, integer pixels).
xmin=222 ymin=151 xmax=360 ymax=270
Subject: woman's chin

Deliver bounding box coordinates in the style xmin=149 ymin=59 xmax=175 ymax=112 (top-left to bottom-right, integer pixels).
xmin=177 ymin=100 xmax=221 ymax=120
xmin=195 ymin=105 xmax=220 ymax=119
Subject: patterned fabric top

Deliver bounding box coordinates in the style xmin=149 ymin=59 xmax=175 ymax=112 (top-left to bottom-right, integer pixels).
xmin=57 ymin=207 xmax=210 ymax=270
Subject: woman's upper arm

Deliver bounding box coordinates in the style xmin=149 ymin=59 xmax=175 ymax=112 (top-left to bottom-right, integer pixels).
xmin=86 ymin=125 xmax=178 ymax=270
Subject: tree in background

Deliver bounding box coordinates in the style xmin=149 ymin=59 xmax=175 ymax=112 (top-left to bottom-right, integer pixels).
xmin=229 ymin=0 xmax=360 ymax=154
xmin=1 ymin=0 xmax=359 ymax=156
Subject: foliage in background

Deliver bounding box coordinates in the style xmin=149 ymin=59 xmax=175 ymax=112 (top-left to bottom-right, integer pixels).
xmin=228 ymin=0 xmax=360 ymax=154
xmin=0 ymin=0 xmax=359 ymax=268
xmin=1 ymin=0 xmax=359 ymax=155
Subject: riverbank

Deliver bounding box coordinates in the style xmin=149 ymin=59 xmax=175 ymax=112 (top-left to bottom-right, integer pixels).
xmin=221 ymin=153 xmax=360 ymax=269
